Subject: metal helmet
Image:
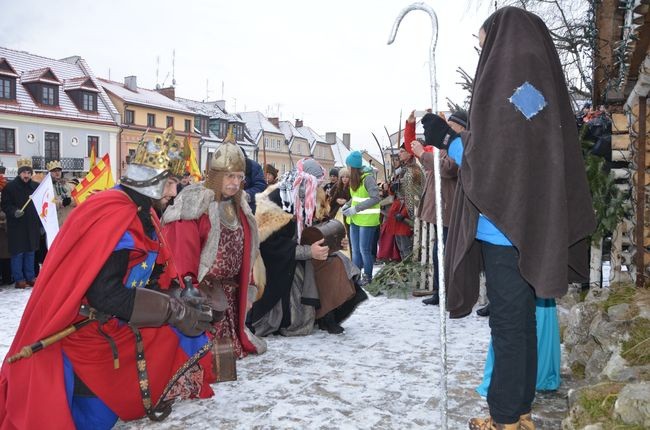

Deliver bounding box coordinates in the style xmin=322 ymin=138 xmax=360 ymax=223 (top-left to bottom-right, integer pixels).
xmin=121 ymin=127 xmax=179 ymax=199
xmin=210 ymin=126 xmax=245 ymax=173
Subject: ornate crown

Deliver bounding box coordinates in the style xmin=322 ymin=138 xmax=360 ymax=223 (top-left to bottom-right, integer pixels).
xmin=17 ymin=158 xmax=32 ymax=169
xmin=131 ymin=127 xmax=177 ymax=171
xmin=169 ymin=136 xmax=191 ymax=177
xmin=46 ymin=160 xmax=63 ymax=171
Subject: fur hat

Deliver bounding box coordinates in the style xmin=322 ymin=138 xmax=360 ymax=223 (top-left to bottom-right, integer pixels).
xmin=264 ymin=164 xmax=278 ymax=178
xmin=345 ymin=151 xmax=363 ymax=169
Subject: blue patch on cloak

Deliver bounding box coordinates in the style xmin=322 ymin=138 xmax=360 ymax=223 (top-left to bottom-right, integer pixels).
xmin=509 ymin=82 xmax=547 ymax=120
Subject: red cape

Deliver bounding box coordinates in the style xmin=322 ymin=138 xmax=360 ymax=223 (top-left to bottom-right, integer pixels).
xmin=0 ymin=189 xmax=214 ymax=429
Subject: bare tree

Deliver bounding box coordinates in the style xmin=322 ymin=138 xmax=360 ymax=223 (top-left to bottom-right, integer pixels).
xmin=467 ymin=0 xmax=595 ymax=104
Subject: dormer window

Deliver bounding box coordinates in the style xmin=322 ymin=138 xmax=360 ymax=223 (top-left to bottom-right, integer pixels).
xmin=0 ymin=58 xmax=18 ymax=101
xmin=0 ymin=77 xmax=15 ymax=100
xmin=81 ymin=92 xmax=97 ymax=111
xmin=42 ymin=85 xmax=57 ymax=106
xmin=21 ymin=67 xmax=61 ymax=107
xmin=63 ymin=77 xmax=99 ymax=112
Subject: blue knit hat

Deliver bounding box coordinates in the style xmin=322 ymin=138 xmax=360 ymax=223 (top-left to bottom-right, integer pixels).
xmin=345 ymin=151 xmax=363 ymax=169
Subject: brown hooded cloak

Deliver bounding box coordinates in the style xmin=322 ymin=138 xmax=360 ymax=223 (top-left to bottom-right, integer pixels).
xmin=445 ymin=7 xmax=596 ymax=318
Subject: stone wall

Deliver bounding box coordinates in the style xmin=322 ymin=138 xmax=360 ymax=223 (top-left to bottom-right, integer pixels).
xmin=560 ymin=284 xmax=650 ymax=429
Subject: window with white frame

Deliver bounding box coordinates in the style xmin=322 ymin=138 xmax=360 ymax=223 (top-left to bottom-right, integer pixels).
xmin=0 ymin=128 xmax=15 ymax=153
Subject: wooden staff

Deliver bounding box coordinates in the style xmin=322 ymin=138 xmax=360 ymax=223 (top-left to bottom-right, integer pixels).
xmin=19 ymin=197 xmax=32 ymax=212
xmin=7 ymin=318 xmax=95 ymax=364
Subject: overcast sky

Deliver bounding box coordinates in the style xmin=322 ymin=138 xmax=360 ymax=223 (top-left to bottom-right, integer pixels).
xmin=0 ymin=0 xmax=493 ymax=155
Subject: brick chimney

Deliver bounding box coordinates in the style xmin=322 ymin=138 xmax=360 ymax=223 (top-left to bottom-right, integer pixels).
xmin=157 ymin=86 xmax=175 ymax=100
xmin=295 ymin=119 xmax=303 ymax=128
xmin=267 ymin=117 xmax=279 ymax=128
xmin=342 ymin=133 xmax=351 ymax=149
xmin=124 ymin=76 xmax=137 ymax=92
xmin=325 ymin=132 xmax=337 ymax=144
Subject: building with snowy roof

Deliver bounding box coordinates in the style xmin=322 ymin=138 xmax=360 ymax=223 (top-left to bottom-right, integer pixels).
xmin=0 ymin=46 xmax=120 ymax=177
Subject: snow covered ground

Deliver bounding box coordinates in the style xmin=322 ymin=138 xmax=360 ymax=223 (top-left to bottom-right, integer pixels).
xmin=0 ymin=285 xmax=569 ymax=429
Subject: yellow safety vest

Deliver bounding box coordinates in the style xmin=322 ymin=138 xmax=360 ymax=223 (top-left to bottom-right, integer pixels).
xmin=349 ymin=173 xmax=380 ymax=227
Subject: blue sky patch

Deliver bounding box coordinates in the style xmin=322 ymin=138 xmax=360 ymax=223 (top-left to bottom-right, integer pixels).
xmin=509 ymin=82 xmax=547 ymax=120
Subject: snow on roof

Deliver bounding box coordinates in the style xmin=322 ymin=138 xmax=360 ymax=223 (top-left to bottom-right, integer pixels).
xmin=176 ymin=97 xmax=242 ymax=122
xmin=0 ymin=47 xmax=117 ymax=125
xmin=20 ymin=67 xmax=61 ymax=84
xmin=332 ymin=136 xmax=352 ymax=168
xmin=278 ymin=120 xmax=308 ymax=142
xmin=63 ymin=77 xmax=99 ymax=92
xmin=100 ymin=78 xmax=195 ymax=115
xmin=296 ymin=125 xmax=328 ymax=151
xmin=237 ymin=111 xmax=283 ymax=143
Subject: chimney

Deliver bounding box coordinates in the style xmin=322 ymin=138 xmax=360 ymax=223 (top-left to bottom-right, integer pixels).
xmin=295 ymin=118 xmax=303 ymax=128
xmin=157 ymin=86 xmax=175 ymax=100
xmin=268 ymin=117 xmax=279 ymax=128
xmin=325 ymin=132 xmax=337 ymax=144
xmin=124 ymin=76 xmax=137 ymax=92
xmin=215 ymin=100 xmax=226 ymax=111
xmin=342 ymin=133 xmax=351 ymax=149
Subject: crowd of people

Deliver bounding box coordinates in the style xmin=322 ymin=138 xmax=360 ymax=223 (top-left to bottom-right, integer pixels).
xmin=0 ymin=6 xmax=599 ymax=430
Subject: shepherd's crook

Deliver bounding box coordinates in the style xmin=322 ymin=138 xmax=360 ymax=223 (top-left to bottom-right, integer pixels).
xmin=388 ymin=3 xmax=448 ymax=429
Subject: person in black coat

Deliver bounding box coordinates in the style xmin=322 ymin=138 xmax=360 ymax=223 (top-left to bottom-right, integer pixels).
xmin=0 ymin=164 xmax=41 ymax=288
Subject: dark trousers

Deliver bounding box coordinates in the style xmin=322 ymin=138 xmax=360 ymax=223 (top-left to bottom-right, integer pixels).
xmin=0 ymin=258 xmax=12 ymax=285
xmin=482 ymin=242 xmax=537 ymax=424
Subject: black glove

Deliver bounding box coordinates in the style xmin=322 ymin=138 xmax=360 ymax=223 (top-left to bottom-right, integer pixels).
xmin=395 ymin=213 xmax=406 ymax=223
xmin=421 ymin=113 xmax=457 ymax=150
xmin=62 ymin=196 xmax=72 ymax=207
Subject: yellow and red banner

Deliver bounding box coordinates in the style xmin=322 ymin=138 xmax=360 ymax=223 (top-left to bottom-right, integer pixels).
xmin=185 ymin=136 xmax=202 ymax=182
xmin=71 ymin=153 xmax=115 ymax=205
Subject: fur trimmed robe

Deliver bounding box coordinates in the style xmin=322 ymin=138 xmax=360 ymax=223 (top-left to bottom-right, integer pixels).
xmin=161 ymin=184 xmax=267 ymax=354
xmin=249 ymin=185 xmax=366 ymax=337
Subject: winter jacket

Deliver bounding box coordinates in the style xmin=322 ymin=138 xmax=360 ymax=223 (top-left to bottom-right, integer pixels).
xmin=0 ymin=177 xmax=41 ymax=255
xmin=245 ymin=158 xmax=267 ymax=213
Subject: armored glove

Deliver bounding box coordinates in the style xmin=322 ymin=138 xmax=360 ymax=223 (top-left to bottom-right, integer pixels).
xmin=129 ymin=288 xmax=212 ymax=337
xmin=342 ymin=206 xmax=357 ymax=217
xmin=14 ymin=209 xmax=24 ymax=218
xmin=421 ymin=113 xmax=457 ymax=150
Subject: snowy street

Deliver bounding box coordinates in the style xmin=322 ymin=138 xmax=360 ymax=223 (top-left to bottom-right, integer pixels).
xmin=0 ymin=286 xmax=569 ymax=429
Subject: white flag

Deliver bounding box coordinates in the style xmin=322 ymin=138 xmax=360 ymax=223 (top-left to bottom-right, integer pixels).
xmin=31 ymin=173 xmax=59 ymax=249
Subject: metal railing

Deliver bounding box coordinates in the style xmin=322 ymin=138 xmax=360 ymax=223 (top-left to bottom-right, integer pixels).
xmin=31 ymin=156 xmax=85 ymax=171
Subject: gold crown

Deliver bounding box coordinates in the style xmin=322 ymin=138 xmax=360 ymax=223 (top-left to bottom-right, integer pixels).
xmin=169 ymin=136 xmax=191 ymax=177
xmin=46 ymin=160 xmax=62 ymax=171
xmin=17 ymin=158 xmax=32 ymax=169
xmin=131 ymin=127 xmax=177 ymax=171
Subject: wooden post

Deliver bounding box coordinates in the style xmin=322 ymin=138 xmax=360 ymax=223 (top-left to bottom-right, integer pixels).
xmin=636 ymin=96 xmax=646 ymax=288
xmin=413 ymin=217 xmax=421 ymax=261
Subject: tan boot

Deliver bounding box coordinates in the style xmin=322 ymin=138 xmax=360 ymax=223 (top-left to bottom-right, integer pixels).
xmin=519 ymin=413 xmax=535 ymax=430
xmin=468 ymin=416 xmax=519 ymax=430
